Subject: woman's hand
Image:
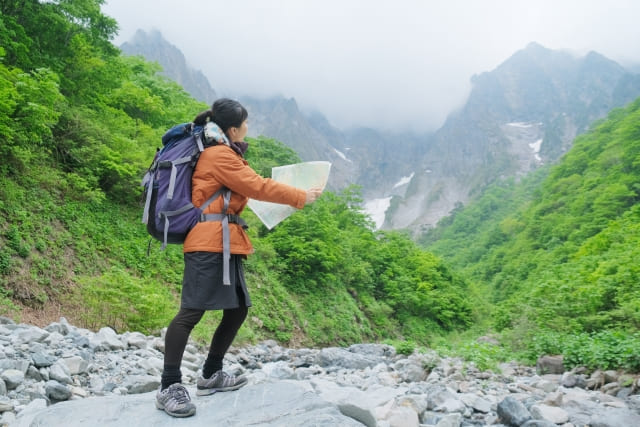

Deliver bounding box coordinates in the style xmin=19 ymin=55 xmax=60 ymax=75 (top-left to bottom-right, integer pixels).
xmin=305 ymin=187 xmax=323 ymax=205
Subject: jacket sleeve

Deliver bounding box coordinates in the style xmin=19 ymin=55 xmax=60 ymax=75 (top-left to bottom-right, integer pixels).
xmin=205 ymin=146 xmax=306 ymax=209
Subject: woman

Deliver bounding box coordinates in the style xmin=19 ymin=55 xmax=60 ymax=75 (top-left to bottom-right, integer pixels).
xmin=155 ymin=98 xmax=323 ymax=418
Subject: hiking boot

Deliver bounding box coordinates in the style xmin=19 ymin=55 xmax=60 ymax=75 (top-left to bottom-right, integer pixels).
xmin=196 ymin=370 xmax=248 ymax=396
xmin=155 ymin=383 xmax=196 ymax=418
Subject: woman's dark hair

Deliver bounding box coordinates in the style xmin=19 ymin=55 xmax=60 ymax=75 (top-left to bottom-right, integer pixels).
xmin=193 ymin=98 xmax=248 ymax=133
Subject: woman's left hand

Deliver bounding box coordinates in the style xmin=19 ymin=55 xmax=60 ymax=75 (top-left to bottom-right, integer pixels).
xmin=305 ymin=188 xmax=323 ymax=205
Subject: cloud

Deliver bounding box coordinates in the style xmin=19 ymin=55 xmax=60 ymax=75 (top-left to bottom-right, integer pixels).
xmin=103 ymin=0 xmax=640 ymax=132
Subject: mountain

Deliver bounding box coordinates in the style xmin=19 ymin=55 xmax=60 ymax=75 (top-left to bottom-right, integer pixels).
xmin=118 ymin=33 xmax=640 ymax=234
xmin=236 ymin=95 xmax=359 ymax=190
xmin=117 ymin=30 xmax=428 ymax=195
xmin=420 ymin=96 xmax=640 ymax=334
xmin=120 ymin=29 xmax=217 ymax=103
xmin=386 ymin=42 xmax=640 ymax=234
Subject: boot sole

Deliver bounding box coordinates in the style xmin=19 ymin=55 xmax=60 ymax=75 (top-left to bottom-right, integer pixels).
xmin=155 ymin=401 xmax=196 ymax=417
xmin=196 ymin=381 xmax=247 ymax=396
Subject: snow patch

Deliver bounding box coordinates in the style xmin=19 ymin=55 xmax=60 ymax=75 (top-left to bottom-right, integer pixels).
xmin=364 ymin=197 xmax=392 ymax=230
xmin=333 ymin=148 xmax=352 ymax=163
xmin=529 ymin=138 xmax=542 ymax=162
xmin=392 ymin=172 xmax=414 ymax=189
xmin=507 ymin=122 xmax=533 ymax=128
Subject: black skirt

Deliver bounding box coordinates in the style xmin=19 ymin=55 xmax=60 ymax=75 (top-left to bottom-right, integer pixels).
xmin=181 ymin=252 xmax=252 ymax=310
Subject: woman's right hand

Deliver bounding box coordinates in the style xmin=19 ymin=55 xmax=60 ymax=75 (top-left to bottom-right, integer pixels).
xmin=305 ymin=188 xmax=323 ymax=205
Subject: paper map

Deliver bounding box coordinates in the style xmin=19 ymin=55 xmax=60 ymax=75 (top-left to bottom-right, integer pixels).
xmin=248 ymin=161 xmax=331 ymax=229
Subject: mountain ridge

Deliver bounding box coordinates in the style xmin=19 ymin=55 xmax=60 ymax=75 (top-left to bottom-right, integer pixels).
xmin=120 ymin=29 xmax=217 ymax=104
xmin=389 ymin=42 xmax=640 ymax=233
xmin=118 ymin=32 xmax=640 ymax=233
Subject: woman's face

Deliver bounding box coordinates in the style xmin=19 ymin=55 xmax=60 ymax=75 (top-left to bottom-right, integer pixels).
xmin=229 ymin=119 xmax=248 ymax=142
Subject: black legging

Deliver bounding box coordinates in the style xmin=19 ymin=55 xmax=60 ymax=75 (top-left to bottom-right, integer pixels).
xmin=164 ymin=306 xmax=248 ymax=367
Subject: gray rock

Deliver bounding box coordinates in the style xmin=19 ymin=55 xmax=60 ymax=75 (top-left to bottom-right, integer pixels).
xmin=262 ymin=361 xmax=296 ymax=380
xmin=383 ymin=404 xmax=419 ymax=427
xmin=459 ymin=392 xmax=492 ymax=413
xmin=588 ymin=406 xmax=640 ymax=427
xmin=63 ymin=356 xmax=89 ymax=375
xmin=13 ymin=381 xmax=363 ymax=427
xmin=315 ymin=347 xmax=381 ymax=370
xmin=312 ymin=378 xmax=404 ymax=427
xmin=45 ymin=380 xmax=72 ymax=402
xmin=435 ymin=412 xmax=463 ymax=427
xmin=2 ymin=317 xmax=640 ymax=427
xmin=497 ymin=396 xmax=532 ymax=426
xmin=124 ymin=332 xmax=148 ymax=349
xmin=0 ymin=316 xmax=16 ymax=325
xmin=426 ymin=385 xmax=458 ymax=410
xmin=124 ymin=375 xmax=160 ymax=394
xmin=90 ymin=327 xmax=125 ymax=351
xmin=44 ymin=319 xmax=70 ymax=335
xmin=0 ymin=411 xmax=16 ymax=426
xmin=0 ymin=396 xmax=14 ymax=412
xmin=70 ymin=334 xmax=90 ymax=348
xmin=0 ymin=359 xmax=29 ymax=373
xmin=393 ymin=358 xmax=427 ymax=383
xmin=530 ymin=403 xmax=569 ymax=424
xmin=30 ymin=352 xmax=56 ymax=368
xmin=535 ymin=355 xmax=564 ymax=375
xmin=1 ymin=369 xmax=25 ymax=390
xmin=348 ymin=343 xmax=395 ymax=358
xmin=25 ymin=366 xmax=43 ymax=382
xmin=13 ymin=326 xmax=49 ymax=345
xmin=48 ymin=361 xmax=72 ymax=385
xmin=521 ymin=420 xmax=556 ymax=427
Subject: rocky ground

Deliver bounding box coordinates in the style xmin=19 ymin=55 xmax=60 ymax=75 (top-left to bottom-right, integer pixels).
xmin=1 ymin=316 xmax=639 ymax=426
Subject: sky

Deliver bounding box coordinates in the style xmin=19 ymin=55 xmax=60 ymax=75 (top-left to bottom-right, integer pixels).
xmin=102 ymin=0 xmax=640 ymax=133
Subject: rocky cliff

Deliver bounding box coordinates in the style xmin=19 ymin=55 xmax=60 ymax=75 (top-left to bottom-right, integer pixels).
xmin=386 ymin=43 xmax=640 ymax=233
xmin=120 ymin=29 xmax=217 ymax=104
xmin=119 ymin=33 xmax=640 ymax=234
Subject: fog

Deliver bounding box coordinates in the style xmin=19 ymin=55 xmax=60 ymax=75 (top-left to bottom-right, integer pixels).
xmin=102 ymin=0 xmax=640 ymax=132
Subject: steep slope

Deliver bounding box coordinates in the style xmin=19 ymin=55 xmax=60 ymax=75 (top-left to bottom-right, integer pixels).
xmin=237 ymin=95 xmax=358 ymax=190
xmin=423 ymin=97 xmax=640 ymax=332
xmin=388 ymin=43 xmax=640 ymax=233
xmin=118 ymin=30 xmax=360 ymax=190
xmin=120 ymin=29 xmax=217 ymax=104
xmin=118 ymin=32 xmax=640 ymax=235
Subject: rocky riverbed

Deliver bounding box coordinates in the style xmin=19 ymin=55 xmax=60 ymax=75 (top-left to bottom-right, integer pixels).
xmin=1 ymin=316 xmax=639 ymax=426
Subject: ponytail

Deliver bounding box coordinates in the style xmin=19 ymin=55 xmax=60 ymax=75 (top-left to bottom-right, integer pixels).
xmin=193 ymin=109 xmax=214 ymax=126
xmin=192 ymin=98 xmax=248 ymax=133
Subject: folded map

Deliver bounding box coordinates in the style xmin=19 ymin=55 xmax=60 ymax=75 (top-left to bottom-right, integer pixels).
xmin=248 ymin=161 xmax=331 ymax=229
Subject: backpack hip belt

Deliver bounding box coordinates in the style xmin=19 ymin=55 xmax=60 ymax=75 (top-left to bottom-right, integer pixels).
xmin=197 ymin=189 xmax=248 ymax=286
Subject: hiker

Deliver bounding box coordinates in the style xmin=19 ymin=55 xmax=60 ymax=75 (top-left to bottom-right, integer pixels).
xmin=155 ymin=98 xmax=323 ymax=418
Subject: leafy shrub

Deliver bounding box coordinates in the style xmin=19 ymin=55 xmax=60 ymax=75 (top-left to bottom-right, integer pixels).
xmin=394 ymin=340 xmax=416 ymax=355
xmin=563 ymin=330 xmax=640 ymax=371
xmin=457 ymin=341 xmax=510 ymax=372
xmin=74 ymin=268 xmax=176 ymax=334
xmin=0 ymin=248 xmax=11 ymax=275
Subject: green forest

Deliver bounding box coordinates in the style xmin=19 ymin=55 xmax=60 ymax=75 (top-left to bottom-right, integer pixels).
xmin=1 ymin=1 xmax=639 ymax=372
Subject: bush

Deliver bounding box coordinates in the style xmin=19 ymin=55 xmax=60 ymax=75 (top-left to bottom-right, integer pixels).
xmin=563 ymin=330 xmax=640 ymax=371
xmin=394 ymin=340 xmax=416 ymax=355
xmin=74 ymin=267 xmax=176 ymax=334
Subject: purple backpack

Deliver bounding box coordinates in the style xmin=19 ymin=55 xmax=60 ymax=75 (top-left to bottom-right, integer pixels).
xmin=141 ymin=122 xmax=245 ymax=284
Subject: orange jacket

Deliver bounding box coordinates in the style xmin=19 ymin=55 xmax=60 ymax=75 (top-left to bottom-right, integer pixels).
xmin=183 ymin=144 xmax=306 ymax=255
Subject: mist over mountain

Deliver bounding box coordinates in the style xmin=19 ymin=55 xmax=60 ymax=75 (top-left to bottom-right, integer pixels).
xmin=118 ymin=32 xmax=640 ymax=233
xmin=389 ymin=42 xmax=640 ymax=233
xmin=117 ymin=30 xmax=426 ymax=196
xmin=120 ymin=29 xmax=217 ymax=104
